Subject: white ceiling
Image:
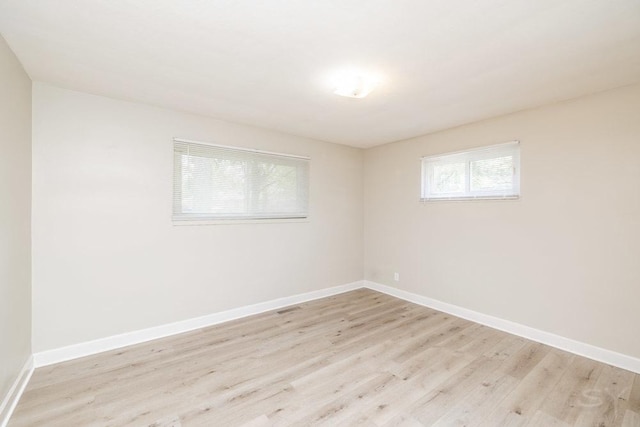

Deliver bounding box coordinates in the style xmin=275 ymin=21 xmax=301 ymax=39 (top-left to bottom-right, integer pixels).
xmin=1 ymin=1 xmax=639 ymax=148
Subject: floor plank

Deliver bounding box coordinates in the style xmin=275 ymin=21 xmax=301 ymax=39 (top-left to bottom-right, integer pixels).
xmin=9 ymin=289 xmax=640 ymax=426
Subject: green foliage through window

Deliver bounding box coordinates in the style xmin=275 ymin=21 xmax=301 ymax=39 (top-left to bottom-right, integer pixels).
xmin=173 ymin=140 xmax=309 ymax=220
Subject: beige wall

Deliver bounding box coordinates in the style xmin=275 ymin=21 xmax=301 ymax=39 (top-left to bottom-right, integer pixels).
xmin=364 ymin=83 xmax=640 ymax=359
xmin=0 ymin=36 xmax=32 ymax=400
xmin=32 ymin=83 xmax=363 ymax=352
xmin=25 ymin=77 xmax=640 ymax=362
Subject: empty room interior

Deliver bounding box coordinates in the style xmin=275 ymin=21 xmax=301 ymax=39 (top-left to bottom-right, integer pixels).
xmin=1 ymin=1 xmax=640 ymax=426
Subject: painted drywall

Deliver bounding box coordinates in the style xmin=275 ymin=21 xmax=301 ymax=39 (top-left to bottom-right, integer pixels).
xmin=32 ymin=83 xmax=363 ymax=352
xmin=364 ymin=83 xmax=640 ymax=359
xmin=0 ymin=35 xmax=31 ymax=401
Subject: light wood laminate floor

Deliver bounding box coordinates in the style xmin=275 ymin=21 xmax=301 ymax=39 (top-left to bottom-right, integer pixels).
xmin=10 ymin=289 xmax=640 ymax=426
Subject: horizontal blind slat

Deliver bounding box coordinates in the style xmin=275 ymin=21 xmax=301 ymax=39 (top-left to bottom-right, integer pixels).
xmin=173 ymin=140 xmax=309 ymax=220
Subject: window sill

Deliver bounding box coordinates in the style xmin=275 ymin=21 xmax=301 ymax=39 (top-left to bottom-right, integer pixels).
xmin=172 ymin=217 xmax=310 ymax=226
xmin=420 ymin=195 xmax=520 ymax=202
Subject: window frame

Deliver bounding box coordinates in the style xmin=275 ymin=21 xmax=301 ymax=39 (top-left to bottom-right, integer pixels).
xmin=172 ymin=138 xmax=310 ymax=223
xmin=421 ymin=141 xmax=520 ymax=201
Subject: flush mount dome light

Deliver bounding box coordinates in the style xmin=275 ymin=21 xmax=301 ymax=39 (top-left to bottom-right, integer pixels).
xmin=332 ymin=71 xmax=379 ymax=98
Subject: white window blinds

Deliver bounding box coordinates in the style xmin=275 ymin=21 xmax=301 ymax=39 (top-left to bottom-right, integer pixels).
xmin=173 ymin=139 xmax=310 ymax=220
xmin=421 ymin=141 xmax=520 ymax=201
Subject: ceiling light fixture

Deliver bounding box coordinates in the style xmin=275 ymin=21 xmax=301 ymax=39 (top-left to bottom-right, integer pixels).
xmin=332 ymin=71 xmax=380 ymax=99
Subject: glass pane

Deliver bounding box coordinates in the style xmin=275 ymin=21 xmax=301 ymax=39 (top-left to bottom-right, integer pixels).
xmin=251 ymin=162 xmax=300 ymax=213
xmin=470 ymin=155 xmax=513 ymax=191
xmin=432 ymin=162 xmax=465 ymax=194
xmin=181 ymin=154 xmax=246 ymax=214
xmin=173 ymin=141 xmax=310 ymax=219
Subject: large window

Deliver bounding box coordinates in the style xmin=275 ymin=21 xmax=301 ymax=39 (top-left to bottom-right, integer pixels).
xmin=173 ymin=139 xmax=309 ymax=221
xmin=421 ymin=141 xmax=520 ymax=201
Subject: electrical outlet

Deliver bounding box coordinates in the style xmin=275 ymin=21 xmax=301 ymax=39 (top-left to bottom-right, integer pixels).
xmin=394 ymin=272 xmax=400 ymax=281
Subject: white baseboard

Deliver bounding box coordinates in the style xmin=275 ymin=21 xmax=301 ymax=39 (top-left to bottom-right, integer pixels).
xmin=32 ymin=279 xmax=640 ymax=375
xmin=34 ymin=280 xmax=364 ymax=368
xmin=0 ymin=356 xmax=34 ymax=427
xmin=364 ymin=280 xmax=640 ymax=374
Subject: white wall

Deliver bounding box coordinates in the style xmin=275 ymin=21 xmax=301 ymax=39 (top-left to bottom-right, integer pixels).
xmin=32 ymin=83 xmax=363 ymax=352
xmin=364 ymin=83 xmax=640 ymax=359
xmin=0 ymin=35 xmax=31 ymax=400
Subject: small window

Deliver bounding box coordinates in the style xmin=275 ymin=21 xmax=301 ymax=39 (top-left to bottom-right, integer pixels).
xmin=421 ymin=141 xmax=520 ymax=201
xmin=173 ymin=139 xmax=309 ymax=221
